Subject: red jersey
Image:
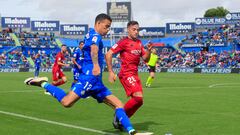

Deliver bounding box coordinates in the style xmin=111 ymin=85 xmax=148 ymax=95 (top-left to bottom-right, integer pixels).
xmin=53 ymin=52 xmax=65 ymax=69
xmin=111 ymin=37 xmax=146 ymax=77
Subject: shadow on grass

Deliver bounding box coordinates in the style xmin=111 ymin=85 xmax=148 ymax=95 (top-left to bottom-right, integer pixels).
xmin=103 ymin=121 xmax=160 ymax=135
xmin=133 ymin=121 xmax=160 ymax=131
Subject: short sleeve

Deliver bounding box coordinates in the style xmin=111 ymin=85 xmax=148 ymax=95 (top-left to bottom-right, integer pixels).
xmin=91 ymin=35 xmax=101 ymax=47
xmin=73 ymin=49 xmax=78 ymax=59
xmin=110 ymin=39 xmax=124 ymax=54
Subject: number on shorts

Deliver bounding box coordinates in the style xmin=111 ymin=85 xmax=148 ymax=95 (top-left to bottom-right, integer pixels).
xmin=83 ymin=82 xmax=92 ymax=90
xmin=127 ymin=76 xmax=136 ymax=85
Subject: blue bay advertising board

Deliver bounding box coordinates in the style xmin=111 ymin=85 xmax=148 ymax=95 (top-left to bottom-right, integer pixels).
xmin=60 ymin=24 xmax=88 ymax=35
xmin=195 ymin=17 xmax=226 ymax=28
xmin=31 ymin=21 xmax=60 ymax=31
xmin=166 ymin=22 xmax=195 ymax=34
xmin=1 ymin=17 xmax=30 ymax=28
xmin=139 ymin=27 xmax=165 ymax=37
xmin=225 ymin=12 xmax=240 ymax=24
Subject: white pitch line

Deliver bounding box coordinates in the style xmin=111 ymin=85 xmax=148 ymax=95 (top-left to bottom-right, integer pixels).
xmin=0 ymin=110 xmax=118 ymax=135
xmin=0 ymin=90 xmax=44 ymax=94
xmin=209 ymin=83 xmax=240 ymax=88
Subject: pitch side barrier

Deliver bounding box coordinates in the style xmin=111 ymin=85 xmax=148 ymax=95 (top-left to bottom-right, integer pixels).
xmin=0 ymin=68 xmax=240 ymax=74
xmin=112 ymin=68 xmax=240 ymax=74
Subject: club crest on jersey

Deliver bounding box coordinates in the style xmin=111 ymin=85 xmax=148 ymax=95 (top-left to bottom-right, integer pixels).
xmin=92 ymin=36 xmax=98 ymax=43
xmin=131 ymin=50 xmax=141 ymax=55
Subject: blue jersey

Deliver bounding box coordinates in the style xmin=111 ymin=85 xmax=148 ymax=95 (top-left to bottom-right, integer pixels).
xmin=73 ymin=48 xmax=83 ymax=69
xmin=72 ymin=28 xmax=112 ymax=102
xmin=82 ymin=28 xmax=104 ymax=76
xmin=35 ymin=57 xmax=41 ymax=69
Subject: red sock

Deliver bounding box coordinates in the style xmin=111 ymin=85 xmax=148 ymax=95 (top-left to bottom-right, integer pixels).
xmin=124 ymin=97 xmax=143 ymax=118
xmin=52 ymin=80 xmax=66 ymax=86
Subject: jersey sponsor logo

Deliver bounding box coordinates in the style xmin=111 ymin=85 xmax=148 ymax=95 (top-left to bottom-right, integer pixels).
xmin=131 ymin=50 xmax=141 ymax=55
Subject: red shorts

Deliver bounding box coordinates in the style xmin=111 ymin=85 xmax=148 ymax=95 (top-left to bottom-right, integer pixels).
xmin=52 ymin=67 xmax=65 ymax=81
xmin=119 ymin=75 xmax=143 ymax=97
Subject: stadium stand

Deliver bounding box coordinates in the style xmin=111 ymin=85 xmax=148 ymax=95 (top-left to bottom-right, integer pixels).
xmin=0 ymin=17 xmax=239 ymax=70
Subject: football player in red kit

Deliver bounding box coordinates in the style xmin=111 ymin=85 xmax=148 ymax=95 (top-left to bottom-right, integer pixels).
xmin=105 ymin=21 xmax=152 ymax=129
xmin=52 ymin=44 xmax=70 ymax=86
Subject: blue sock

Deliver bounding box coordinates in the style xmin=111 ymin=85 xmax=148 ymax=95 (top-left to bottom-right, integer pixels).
xmin=71 ymin=82 xmax=75 ymax=89
xmin=34 ymin=71 xmax=38 ymax=77
xmin=115 ymin=108 xmax=134 ymax=133
xmin=42 ymin=83 xmax=66 ymax=102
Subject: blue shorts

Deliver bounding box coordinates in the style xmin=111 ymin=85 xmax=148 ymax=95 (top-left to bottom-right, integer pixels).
xmin=73 ymin=67 xmax=82 ymax=81
xmin=71 ymin=75 xmax=112 ymax=103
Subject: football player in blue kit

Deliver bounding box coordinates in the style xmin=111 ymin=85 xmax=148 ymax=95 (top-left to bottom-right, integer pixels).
xmin=24 ymin=13 xmax=152 ymax=135
xmin=71 ymin=41 xmax=84 ymax=87
xmin=34 ymin=53 xmax=41 ymax=78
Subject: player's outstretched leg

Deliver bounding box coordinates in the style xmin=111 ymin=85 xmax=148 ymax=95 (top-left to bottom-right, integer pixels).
xmin=24 ymin=77 xmax=67 ymax=102
xmin=24 ymin=77 xmax=48 ymax=87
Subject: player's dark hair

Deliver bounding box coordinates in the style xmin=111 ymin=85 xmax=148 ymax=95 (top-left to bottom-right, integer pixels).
xmin=62 ymin=44 xmax=67 ymax=47
xmin=127 ymin=21 xmax=139 ymax=28
xmin=79 ymin=41 xmax=84 ymax=45
xmin=95 ymin=13 xmax=112 ymax=24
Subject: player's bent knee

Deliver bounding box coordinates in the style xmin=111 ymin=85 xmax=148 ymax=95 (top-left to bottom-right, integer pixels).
xmin=133 ymin=96 xmax=143 ymax=107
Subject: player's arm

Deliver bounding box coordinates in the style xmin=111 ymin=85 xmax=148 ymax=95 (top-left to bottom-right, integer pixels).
xmin=57 ymin=61 xmax=69 ymax=67
xmin=142 ymin=42 xmax=153 ymax=63
xmin=105 ymin=49 xmax=116 ymax=83
xmin=91 ymin=44 xmax=100 ymax=76
xmin=71 ymin=53 xmax=81 ymax=69
xmin=57 ymin=56 xmax=69 ymax=67
xmin=105 ymin=42 xmax=123 ymax=83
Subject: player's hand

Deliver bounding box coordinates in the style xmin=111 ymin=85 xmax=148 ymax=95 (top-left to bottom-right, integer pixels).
xmin=108 ymin=71 xmax=117 ymax=83
xmin=65 ymin=64 xmax=70 ymax=67
xmin=147 ymin=42 xmax=153 ymax=51
xmin=77 ymin=64 xmax=81 ymax=69
xmin=92 ymin=64 xmax=100 ymax=76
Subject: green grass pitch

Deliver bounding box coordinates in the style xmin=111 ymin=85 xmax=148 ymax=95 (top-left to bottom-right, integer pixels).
xmin=0 ymin=72 xmax=240 ymax=135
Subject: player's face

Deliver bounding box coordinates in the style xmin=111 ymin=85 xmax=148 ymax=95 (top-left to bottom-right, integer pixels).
xmin=62 ymin=46 xmax=67 ymax=53
xmin=128 ymin=24 xmax=139 ymax=40
xmin=97 ymin=19 xmax=111 ymax=36
xmin=152 ymin=48 xmax=157 ymax=54
xmin=79 ymin=43 xmax=84 ymax=49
